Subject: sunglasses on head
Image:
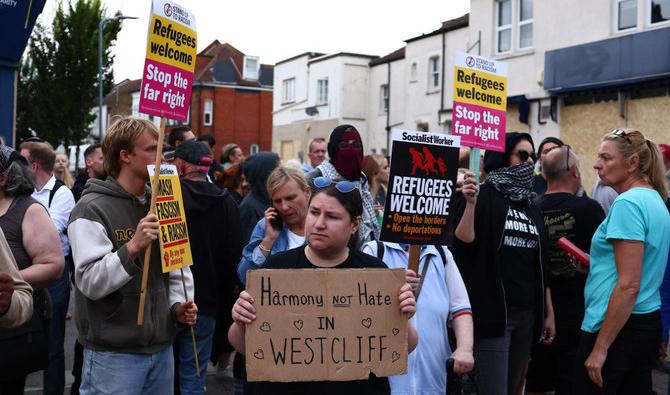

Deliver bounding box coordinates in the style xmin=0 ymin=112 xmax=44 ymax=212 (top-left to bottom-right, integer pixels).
xmin=611 ymin=129 xmax=632 ymax=144
xmin=313 ymin=176 xmax=358 ymax=193
xmin=564 ymin=145 xmax=573 ymax=170
xmin=516 ymin=149 xmax=537 ymax=162
xmin=338 ymin=140 xmax=362 ymax=150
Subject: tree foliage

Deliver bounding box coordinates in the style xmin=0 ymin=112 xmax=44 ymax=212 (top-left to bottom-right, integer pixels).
xmin=17 ymin=0 xmax=121 ymax=154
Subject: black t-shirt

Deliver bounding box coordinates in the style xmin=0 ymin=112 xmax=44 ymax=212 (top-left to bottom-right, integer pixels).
xmin=537 ymin=192 xmax=605 ymax=329
xmin=253 ymin=245 xmax=391 ymax=395
xmin=500 ymin=202 xmax=540 ymax=311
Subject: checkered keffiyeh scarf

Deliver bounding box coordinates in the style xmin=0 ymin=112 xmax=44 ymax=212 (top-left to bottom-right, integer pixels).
xmin=485 ymin=162 xmax=536 ymax=203
xmin=316 ymin=160 xmax=380 ymax=243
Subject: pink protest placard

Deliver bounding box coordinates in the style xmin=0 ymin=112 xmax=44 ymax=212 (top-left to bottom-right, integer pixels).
xmin=452 ymin=52 xmax=508 ymax=152
xmin=139 ymin=0 xmax=197 ymax=122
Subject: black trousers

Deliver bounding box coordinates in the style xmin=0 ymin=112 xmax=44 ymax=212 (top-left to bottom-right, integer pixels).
xmin=574 ymin=311 xmax=660 ymax=395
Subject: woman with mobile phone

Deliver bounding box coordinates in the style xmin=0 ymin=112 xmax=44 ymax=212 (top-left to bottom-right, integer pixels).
xmin=230 ymin=178 xmax=417 ymax=394
xmin=238 ymin=167 xmax=312 ymax=285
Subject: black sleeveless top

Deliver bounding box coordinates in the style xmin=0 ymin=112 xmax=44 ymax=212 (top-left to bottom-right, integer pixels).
xmin=0 ymin=195 xmax=52 ymax=319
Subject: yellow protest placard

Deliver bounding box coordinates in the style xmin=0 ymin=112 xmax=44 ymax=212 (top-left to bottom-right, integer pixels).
xmin=148 ymin=164 xmax=193 ymax=273
xmin=451 ymin=51 xmax=509 ymax=152
xmin=140 ymin=0 xmax=197 ymax=121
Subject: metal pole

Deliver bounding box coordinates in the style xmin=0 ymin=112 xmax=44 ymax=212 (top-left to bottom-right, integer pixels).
xmin=98 ymin=18 xmax=106 ymax=141
xmin=98 ymin=16 xmax=137 ymax=141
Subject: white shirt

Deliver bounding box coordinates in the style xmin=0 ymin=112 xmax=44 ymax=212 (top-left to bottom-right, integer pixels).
xmin=32 ymin=175 xmax=75 ymax=256
xmin=286 ymin=229 xmax=305 ymax=249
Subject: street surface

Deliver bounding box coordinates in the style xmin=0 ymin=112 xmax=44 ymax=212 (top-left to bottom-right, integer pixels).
xmin=22 ymin=289 xmax=670 ymax=394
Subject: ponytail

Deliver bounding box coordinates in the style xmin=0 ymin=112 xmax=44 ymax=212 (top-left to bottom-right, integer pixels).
xmin=645 ymin=139 xmax=668 ymax=198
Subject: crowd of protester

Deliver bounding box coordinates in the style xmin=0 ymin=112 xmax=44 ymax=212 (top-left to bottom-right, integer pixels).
xmin=0 ymin=117 xmax=669 ymax=395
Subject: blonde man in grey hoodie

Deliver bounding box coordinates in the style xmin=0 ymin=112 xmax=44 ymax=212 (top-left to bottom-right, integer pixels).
xmin=68 ymin=117 xmax=197 ymax=394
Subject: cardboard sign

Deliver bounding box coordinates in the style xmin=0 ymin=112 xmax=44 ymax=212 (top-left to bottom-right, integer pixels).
xmin=451 ymin=51 xmax=508 ymax=152
xmin=139 ymin=0 xmax=197 ymax=121
xmin=148 ymin=164 xmax=193 ymax=272
xmin=379 ymin=130 xmax=460 ymax=245
xmin=245 ymin=269 xmax=408 ymax=382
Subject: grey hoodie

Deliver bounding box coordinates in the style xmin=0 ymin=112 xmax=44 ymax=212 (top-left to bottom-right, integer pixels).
xmin=68 ymin=177 xmax=193 ymax=354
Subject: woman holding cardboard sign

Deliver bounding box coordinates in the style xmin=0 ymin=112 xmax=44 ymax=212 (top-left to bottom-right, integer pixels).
xmin=452 ymin=132 xmax=554 ymax=395
xmin=230 ymin=178 xmax=418 ymax=394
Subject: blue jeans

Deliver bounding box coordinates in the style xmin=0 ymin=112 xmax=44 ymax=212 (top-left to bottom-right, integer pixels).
xmin=174 ymin=315 xmax=216 ymax=395
xmin=80 ymin=345 xmax=174 ymax=395
xmin=43 ymin=262 xmax=70 ymax=395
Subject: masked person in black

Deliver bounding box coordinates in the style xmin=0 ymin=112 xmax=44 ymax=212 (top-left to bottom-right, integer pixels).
xmin=452 ymin=132 xmax=555 ymax=395
xmin=306 ymin=125 xmax=379 ymax=244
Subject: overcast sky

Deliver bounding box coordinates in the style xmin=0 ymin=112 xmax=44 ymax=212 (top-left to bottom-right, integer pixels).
xmin=38 ymin=0 xmax=470 ymax=83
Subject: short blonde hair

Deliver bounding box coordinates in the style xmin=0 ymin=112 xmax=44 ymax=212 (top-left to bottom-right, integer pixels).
xmin=266 ymin=166 xmax=308 ymax=197
xmin=102 ymin=116 xmax=159 ymax=178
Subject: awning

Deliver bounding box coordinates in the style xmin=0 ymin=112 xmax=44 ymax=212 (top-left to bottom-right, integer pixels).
xmin=544 ymin=26 xmax=670 ymax=93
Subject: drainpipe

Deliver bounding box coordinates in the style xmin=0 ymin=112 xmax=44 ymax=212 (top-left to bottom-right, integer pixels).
xmin=440 ymin=31 xmax=446 ymax=114
xmin=386 ymin=61 xmax=391 ymax=153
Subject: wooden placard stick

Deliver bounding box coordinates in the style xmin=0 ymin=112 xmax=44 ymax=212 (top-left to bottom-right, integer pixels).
xmin=137 ymin=117 xmax=166 ymax=326
xmin=469 ymin=147 xmax=481 ymax=195
xmin=408 ymin=244 xmax=421 ymax=274
xmin=180 ymin=268 xmax=200 ymax=377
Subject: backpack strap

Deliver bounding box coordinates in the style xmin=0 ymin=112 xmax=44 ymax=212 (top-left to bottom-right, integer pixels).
xmin=434 ymin=244 xmax=447 ymax=267
xmin=48 ymin=179 xmax=66 ymax=208
xmin=376 ymin=240 xmax=385 ymax=261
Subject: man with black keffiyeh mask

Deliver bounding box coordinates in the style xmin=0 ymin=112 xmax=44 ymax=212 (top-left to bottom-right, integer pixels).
xmin=451 ymin=132 xmax=555 ymax=395
xmin=306 ymin=125 xmax=380 ymax=245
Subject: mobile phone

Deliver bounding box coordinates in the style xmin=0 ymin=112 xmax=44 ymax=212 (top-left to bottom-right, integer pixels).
xmin=269 ymin=209 xmax=283 ymax=231
xmin=557 ymin=237 xmax=590 ymax=267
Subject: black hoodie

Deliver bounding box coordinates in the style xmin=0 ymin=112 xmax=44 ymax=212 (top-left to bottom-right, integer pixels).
xmin=181 ymin=180 xmax=243 ymax=317
xmin=239 ymin=152 xmax=279 ymax=244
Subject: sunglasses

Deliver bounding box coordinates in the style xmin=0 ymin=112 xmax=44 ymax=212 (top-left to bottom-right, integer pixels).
xmin=313 ymin=176 xmax=358 ymax=193
xmin=564 ymin=145 xmax=572 ymax=170
xmin=611 ymin=129 xmax=632 ymax=144
xmin=516 ymin=149 xmax=537 ymax=162
xmin=163 ymin=150 xmax=176 ymax=162
xmin=338 ymin=140 xmax=362 ymax=150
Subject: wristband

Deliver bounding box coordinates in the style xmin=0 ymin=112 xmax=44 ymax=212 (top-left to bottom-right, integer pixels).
xmin=258 ymin=243 xmax=271 ymax=253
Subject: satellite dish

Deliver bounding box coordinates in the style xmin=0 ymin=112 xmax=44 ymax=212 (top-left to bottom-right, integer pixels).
xmin=305 ymin=106 xmax=319 ymax=116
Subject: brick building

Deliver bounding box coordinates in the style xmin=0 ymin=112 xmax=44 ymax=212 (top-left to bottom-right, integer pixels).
xmin=104 ymin=41 xmax=273 ymax=161
xmin=184 ymin=40 xmax=274 ymax=160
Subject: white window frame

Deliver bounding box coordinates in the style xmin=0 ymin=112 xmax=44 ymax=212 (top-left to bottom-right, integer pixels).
xmin=250 ymin=144 xmax=259 ymax=155
xmin=380 ymin=84 xmax=389 ymax=113
xmin=647 ymin=0 xmax=670 ymax=26
xmin=428 ymin=56 xmax=441 ymax=92
xmin=615 ymin=0 xmax=638 ymax=31
xmin=282 ymin=78 xmax=296 ymax=104
xmin=496 ymin=0 xmax=513 ymax=54
xmin=317 ymin=78 xmax=328 ymax=104
xmin=518 ymin=0 xmax=533 ymax=50
xmin=203 ymin=99 xmax=213 ymax=126
xmin=243 ymin=56 xmax=260 ymax=80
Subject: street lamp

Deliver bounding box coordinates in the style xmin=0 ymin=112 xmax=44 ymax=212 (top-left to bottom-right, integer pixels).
xmin=99 ymin=15 xmax=137 ymax=141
